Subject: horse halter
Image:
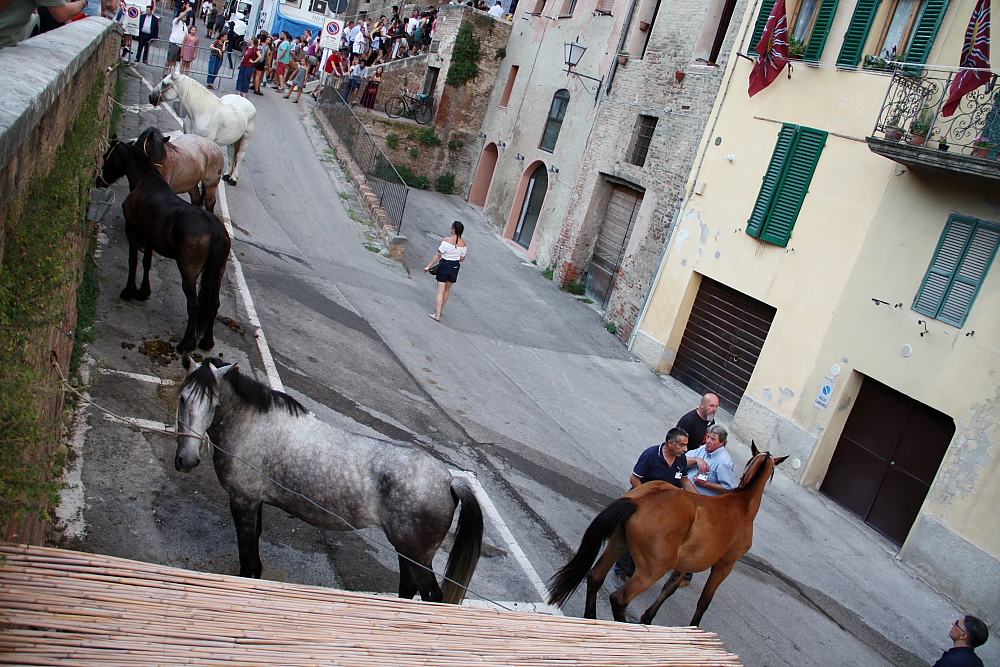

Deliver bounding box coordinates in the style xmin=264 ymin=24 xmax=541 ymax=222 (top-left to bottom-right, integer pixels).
xmin=174 ymin=397 xmax=212 ymax=454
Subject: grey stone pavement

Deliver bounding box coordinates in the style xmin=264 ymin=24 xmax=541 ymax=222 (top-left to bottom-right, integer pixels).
xmin=66 ymin=37 xmax=997 ymax=665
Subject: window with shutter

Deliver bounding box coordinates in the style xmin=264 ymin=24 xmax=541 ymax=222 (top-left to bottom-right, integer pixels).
xmin=802 ymin=0 xmax=841 ymax=61
xmin=903 ymin=0 xmax=950 ymax=65
xmin=750 ymin=0 xmax=777 ymax=48
xmin=913 ymin=215 xmax=1000 ymax=327
xmin=836 ymin=0 xmax=882 ymax=67
xmin=746 ymin=124 xmax=826 ymax=247
xmin=596 ymin=0 xmax=615 ymax=13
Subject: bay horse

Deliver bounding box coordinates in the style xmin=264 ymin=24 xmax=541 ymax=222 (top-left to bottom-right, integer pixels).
xmin=98 ymin=139 xmax=231 ymax=354
xmin=148 ymin=70 xmax=256 ymax=186
xmin=174 ymin=356 xmax=484 ymax=604
xmin=548 ymin=442 xmax=787 ymax=626
xmin=136 ymin=126 xmax=225 ymax=212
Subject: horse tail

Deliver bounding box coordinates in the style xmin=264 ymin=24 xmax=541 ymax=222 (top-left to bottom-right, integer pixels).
xmin=137 ymin=126 xmax=168 ymax=164
xmin=441 ymin=479 xmax=484 ymax=604
xmin=197 ymin=225 xmax=231 ymax=333
xmin=547 ymin=497 xmax=637 ymax=607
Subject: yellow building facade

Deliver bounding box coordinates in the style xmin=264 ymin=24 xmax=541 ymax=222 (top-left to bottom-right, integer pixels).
xmin=631 ymin=0 xmax=1000 ymax=621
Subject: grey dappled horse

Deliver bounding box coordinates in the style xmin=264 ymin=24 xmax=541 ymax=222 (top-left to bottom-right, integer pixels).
xmin=175 ymin=357 xmax=484 ymax=603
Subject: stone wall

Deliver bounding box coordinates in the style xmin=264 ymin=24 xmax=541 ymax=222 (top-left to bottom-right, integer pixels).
xmin=0 ymin=18 xmax=121 ymax=544
xmin=552 ymin=0 xmax=752 ymax=342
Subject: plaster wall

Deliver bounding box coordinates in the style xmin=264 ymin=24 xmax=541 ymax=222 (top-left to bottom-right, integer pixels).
xmin=473 ymin=0 xmax=627 ymax=259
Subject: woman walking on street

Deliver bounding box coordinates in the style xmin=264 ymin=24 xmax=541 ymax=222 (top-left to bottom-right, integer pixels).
xmin=424 ymin=221 xmax=466 ymax=322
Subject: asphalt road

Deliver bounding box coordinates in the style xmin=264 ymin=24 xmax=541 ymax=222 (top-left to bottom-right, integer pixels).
xmin=56 ymin=60 xmax=966 ymax=666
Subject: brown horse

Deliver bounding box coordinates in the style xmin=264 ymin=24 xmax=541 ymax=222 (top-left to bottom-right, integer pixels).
xmin=137 ymin=127 xmax=225 ymax=212
xmin=548 ymin=442 xmax=787 ymax=626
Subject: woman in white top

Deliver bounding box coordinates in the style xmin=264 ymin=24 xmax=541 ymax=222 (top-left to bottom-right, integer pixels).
xmin=424 ymin=221 xmax=467 ymax=322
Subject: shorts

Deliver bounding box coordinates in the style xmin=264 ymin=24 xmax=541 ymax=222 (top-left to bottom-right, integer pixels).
xmin=167 ymin=42 xmax=182 ymax=62
xmin=276 ymin=62 xmax=287 ymax=76
xmin=436 ymin=259 xmax=461 ymax=283
xmin=307 ymin=55 xmax=319 ymax=67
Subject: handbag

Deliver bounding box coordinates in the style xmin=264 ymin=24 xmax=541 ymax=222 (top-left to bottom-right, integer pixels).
xmin=428 ymin=261 xmax=440 ymax=275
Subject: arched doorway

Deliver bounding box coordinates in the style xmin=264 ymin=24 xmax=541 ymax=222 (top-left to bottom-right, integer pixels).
xmin=469 ymin=143 xmax=499 ymax=207
xmin=511 ymin=163 xmax=548 ymax=249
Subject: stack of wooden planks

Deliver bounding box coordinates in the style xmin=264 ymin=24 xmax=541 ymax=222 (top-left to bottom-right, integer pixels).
xmin=0 ymin=543 xmax=742 ymax=666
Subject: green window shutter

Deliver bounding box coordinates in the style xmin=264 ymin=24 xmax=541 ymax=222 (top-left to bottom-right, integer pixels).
xmin=758 ymin=127 xmax=827 ymax=247
xmin=747 ymin=125 xmax=797 ymax=238
xmin=751 ymin=0 xmax=778 ymax=49
xmin=903 ymin=0 xmax=951 ymax=66
xmin=913 ymin=216 xmax=1000 ymax=327
xmin=803 ymin=0 xmax=842 ymax=62
xmin=836 ymin=0 xmax=882 ymax=67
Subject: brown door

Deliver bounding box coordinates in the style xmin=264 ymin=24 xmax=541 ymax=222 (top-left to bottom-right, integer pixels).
xmin=586 ymin=185 xmax=643 ymax=309
xmin=820 ymin=377 xmax=954 ymax=545
xmin=670 ymin=276 xmax=776 ymax=412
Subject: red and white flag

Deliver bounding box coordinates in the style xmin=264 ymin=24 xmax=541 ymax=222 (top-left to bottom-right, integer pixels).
xmin=942 ymin=0 xmax=991 ymax=116
xmin=749 ymin=0 xmax=791 ymax=97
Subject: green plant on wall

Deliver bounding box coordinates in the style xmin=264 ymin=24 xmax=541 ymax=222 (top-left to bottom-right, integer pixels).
xmin=410 ymin=147 xmax=420 ymax=158
xmin=396 ymin=165 xmax=431 ymax=189
xmin=495 ymin=47 xmax=506 ymax=60
xmin=386 ymin=133 xmax=400 ymax=150
xmin=446 ymin=23 xmax=482 ymax=88
xmin=435 ymin=173 xmax=455 ymax=194
xmin=447 ymin=139 xmax=465 ymax=150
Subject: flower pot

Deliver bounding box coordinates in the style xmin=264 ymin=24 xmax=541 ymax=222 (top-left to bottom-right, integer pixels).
xmin=884 ymin=125 xmax=904 ymax=141
xmin=675 ymin=70 xmax=685 ymax=82
xmin=972 ymin=147 xmax=991 ymax=158
xmin=638 ymin=20 xmax=650 ymax=31
xmin=618 ymin=54 xmax=629 ymax=65
xmin=908 ymin=134 xmax=928 ymax=146
xmin=937 ymin=143 xmax=949 ymax=151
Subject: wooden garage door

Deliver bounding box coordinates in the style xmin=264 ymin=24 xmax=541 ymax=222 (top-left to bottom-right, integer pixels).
xmin=586 ymin=185 xmax=643 ymax=309
xmin=671 ymin=276 xmax=776 ymax=412
xmin=821 ymin=377 xmax=954 ymax=545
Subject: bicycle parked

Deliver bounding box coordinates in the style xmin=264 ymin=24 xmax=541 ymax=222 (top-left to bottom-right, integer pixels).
xmin=385 ymin=88 xmax=434 ymax=125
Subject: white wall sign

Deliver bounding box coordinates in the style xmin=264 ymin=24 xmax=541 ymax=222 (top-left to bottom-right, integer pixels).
xmin=122 ymin=3 xmax=142 ymax=36
xmin=319 ymin=18 xmax=344 ymax=50
xmin=814 ymin=376 xmax=837 ymax=411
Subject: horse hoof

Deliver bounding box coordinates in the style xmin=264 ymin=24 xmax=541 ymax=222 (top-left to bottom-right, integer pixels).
xmin=227 ymin=178 xmax=237 ymax=187
xmin=197 ymin=337 xmax=215 ymax=351
xmin=176 ymin=341 xmax=196 ymax=354
xmin=221 ymin=174 xmax=230 ymax=183
xmin=120 ymin=289 xmax=135 ymax=300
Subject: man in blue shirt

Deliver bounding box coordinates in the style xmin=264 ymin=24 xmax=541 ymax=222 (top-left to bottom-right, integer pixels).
xmin=613 ymin=428 xmax=695 ymax=585
xmin=932 ymin=615 xmax=988 ymax=667
xmin=686 ymin=424 xmax=736 ymax=496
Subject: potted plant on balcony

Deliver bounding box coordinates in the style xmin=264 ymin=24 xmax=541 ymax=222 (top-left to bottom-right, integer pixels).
xmin=789 ymin=34 xmax=806 ymax=60
xmin=908 ymin=107 xmax=933 ymax=146
xmin=883 ymin=104 xmax=905 ymax=141
xmin=618 ymin=50 xmax=629 ymax=65
xmin=936 ymin=133 xmax=949 ymax=151
xmin=972 ymin=136 xmax=995 ymax=158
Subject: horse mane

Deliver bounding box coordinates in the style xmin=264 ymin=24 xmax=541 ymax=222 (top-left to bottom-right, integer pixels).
xmin=136 ymin=126 xmax=174 ymax=164
xmin=174 ymin=74 xmax=221 ymax=113
xmin=182 ymin=358 xmax=307 ymax=417
xmin=733 ymin=453 xmax=772 ymax=493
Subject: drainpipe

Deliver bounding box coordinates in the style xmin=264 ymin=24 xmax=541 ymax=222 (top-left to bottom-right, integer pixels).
xmin=627 ymin=0 xmax=763 ymax=351
xmin=604 ymin=0 xmax=641 ymax=96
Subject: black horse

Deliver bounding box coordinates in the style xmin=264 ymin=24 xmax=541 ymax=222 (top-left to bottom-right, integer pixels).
xmin=98 ymin=139 xmax=231 ymax=354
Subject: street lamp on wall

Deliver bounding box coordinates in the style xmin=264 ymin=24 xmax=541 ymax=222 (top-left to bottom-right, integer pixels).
xmin=564 ymin=38 xmax=604 ymax=103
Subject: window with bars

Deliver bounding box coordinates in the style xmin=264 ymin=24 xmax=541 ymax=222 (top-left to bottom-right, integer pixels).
xmin=628 ymin=115 xmax=658 ymax=167
xmin=540 ymin=89 xmax=570 ymax=153
xmin=913 ymin=215 xmax=1000 ymax=327
xmin=745 ymin=124 xmax=827 ymax=247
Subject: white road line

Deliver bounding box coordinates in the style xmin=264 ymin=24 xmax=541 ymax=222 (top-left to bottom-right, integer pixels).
xmin=102 ymin=414 xmax=169 ymax=431
xmin=132 ymin=70 xmax=283 ymax=392
xmin=450 ymin=469 xmax=563 ymax=616
xmin=99 ymin=368 xmax=175 ymax=386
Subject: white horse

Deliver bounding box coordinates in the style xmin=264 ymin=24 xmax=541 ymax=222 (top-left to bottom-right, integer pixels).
xmin=149 ymin=71 xmax=256 ymax=186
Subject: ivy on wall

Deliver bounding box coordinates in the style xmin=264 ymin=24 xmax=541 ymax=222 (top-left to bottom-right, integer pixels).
xmin=445 ymin=23 xmax=482 ymax=88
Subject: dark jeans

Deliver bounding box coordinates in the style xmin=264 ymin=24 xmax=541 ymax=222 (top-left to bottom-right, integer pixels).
xmin=236 ymin=64 xmax=253 ymax=93
xmin=207 ymin=55 xmax=222 ymax=85
xmin=134 ymin=36 xmax=152 ymax=63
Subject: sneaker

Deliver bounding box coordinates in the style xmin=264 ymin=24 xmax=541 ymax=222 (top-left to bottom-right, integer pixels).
xmin=253 ymin=90 xmax=264 ymax=95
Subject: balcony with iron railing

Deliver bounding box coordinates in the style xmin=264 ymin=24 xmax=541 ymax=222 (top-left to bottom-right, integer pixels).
xmin=867 ymin=66 xmax=1000 ymax=182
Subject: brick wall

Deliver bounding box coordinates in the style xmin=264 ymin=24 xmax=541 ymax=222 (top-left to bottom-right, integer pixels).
xmin=552 ymin=0 xmax=753 ymax=342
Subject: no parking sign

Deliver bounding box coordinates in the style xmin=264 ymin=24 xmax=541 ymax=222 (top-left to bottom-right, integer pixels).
xmin=320 ymin=19 xmax=344 ymax=51
xmin=122 ymin=3 xmax=142 ymax=36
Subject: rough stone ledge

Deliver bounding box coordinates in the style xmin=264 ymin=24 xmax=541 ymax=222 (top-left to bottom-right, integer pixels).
xmin=0 ymin=17 xmax=120 ymax=171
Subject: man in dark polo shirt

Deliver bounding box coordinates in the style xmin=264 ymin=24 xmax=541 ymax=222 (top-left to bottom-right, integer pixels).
xmin=613 ymin=427 xmax=696 ymax=585
xmin=932 ymin=615 xmax=988 ymax=667
xmin=676 ymin=393 xmax=719 ymax=450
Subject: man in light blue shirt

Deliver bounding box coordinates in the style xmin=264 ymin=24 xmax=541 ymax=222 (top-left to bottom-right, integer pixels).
xmin=686 ymin=424 xmax=735 ymax=496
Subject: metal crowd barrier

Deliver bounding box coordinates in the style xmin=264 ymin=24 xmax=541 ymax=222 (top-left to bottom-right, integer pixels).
xmin=132 ymin=38 xmax=237 ymax=85
xmin=319 ymin=87 xmax=409 ymax=232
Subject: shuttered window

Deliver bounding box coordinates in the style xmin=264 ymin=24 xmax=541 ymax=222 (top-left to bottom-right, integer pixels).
xmin=746 ymin=124 xmax=827 ymax=247
xmin=750 ymin=0 xmax=777 ymax=48
xmin=596 ymin=0 xmax=615 ymax=14
xmin=802 ymin=0 xmax=841 ymax=61
xmin=836 ymin=0 xmax=882 ymax=67
xmin=903 ymin=0 xmax=951 ymax=66
xmin=913 ymin=215 xmax=1000 ymax=327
